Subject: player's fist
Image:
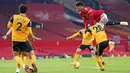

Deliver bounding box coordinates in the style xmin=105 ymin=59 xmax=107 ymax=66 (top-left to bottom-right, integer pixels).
xmin=66 ymin=37 xmax=70 ymax=40
xmin=2 ymin=35 xmax=7 ymax=40
xmin=120 ymin=21 xmax=128 ymax=26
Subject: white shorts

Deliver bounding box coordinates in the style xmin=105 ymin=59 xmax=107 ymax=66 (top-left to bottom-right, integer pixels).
xmin=100 ymin=13 xmax=108 ymax=21
xmin=97 ymin=13 xmax=108 ymax=28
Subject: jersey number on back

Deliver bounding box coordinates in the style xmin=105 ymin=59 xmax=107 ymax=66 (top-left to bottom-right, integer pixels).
xmin=16 ymin=22 xmax=22 ymax=31
xmin=93 ymin=25 xmax=103 ymax=33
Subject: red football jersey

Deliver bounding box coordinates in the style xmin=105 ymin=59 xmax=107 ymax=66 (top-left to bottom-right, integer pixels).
xmin=80 ymin=6 xmax=104 ymax=28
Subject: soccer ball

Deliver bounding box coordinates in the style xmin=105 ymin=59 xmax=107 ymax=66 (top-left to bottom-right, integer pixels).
xmin=73 ymin=62 xmax=80 ymax=69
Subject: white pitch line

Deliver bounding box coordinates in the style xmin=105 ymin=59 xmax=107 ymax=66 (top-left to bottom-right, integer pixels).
xmin=80 ymin=66 xmax=100 ymax=69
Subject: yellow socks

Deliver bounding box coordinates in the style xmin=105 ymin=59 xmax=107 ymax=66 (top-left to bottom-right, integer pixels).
xmin=74 ymin=53 xmax=80 ymax=62
xmin=100 ymin=56 xmax=104 ymax=62
xmin=23 ymin=56 xmax=31 ymax=67
xmin=32 ymin=55 xmax=36 ymax=64
xmin=16 ymin=63 xmax=20 ymax=73
xmin=16 ymin=63 xmax=21 ymax=70
xmin=96 ymin=57 xmax=104 ymax=68
xmin=16 ymin=55 xmax=22 ymax=69
xmin=14 ymin=56 xmax=24 ymax=67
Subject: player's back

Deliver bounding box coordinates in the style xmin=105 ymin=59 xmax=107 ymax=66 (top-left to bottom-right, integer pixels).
xmin=11 ymin=14 xmax=30 ymax=42
xmin=89 ymin=24 xmax=107 ymax=44
xmin=80 ymin=28 xmax=94 ymax=45
xmin=80 ymin=6 xmax=104 ymax=22
xmin=84 ymin=6 xmax=104 ymax=16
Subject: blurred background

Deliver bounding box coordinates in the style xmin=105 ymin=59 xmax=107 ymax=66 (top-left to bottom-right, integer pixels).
xmin=0 ymin=0 xmax=130 ymax=60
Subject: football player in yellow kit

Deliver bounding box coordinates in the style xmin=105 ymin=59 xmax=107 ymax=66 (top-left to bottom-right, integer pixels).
xmin=85 ymin=21 xmax=128 ymax=71
xmin=2 ymin=4 xmax=42 ymax=73
xmin=66 ymin=28 xmax=95 ymax=65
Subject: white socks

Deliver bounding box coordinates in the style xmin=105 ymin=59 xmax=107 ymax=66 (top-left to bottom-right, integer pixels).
xmin=16 ymin=69 xmax=20 ymax=73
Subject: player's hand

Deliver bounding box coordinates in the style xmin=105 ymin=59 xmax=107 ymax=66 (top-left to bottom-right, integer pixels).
xmin=2 ymin=35 xmax=7 ymax=40
xmin=35 ymin=37 xmax=42 ymax=40
xmin=120 ymin=21 xmax=128 ymax=26
xmin=66 ymin=37 xmax=70 ymax=40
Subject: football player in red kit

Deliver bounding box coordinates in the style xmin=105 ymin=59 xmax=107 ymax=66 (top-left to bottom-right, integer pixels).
xmin=75 ymin=1 xmax=108 ymax=28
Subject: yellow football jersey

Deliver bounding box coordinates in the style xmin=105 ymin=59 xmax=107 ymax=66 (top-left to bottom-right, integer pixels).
xmin=79 ymin=29 xmax=94 ymax=45
xmin=7 ymin=14 xmax=31 ymax=42
xmin=89 ymin=24 xmax=108 ymax=44
xmin=69 ymin=28 xmax=94 ymax=45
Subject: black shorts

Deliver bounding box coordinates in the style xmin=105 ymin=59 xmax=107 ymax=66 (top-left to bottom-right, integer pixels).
xmin=12 ymin=41 xmax=33 ymax=52
xmin=79 ymin=44 xmax=94 ymax=51
xmin=96 ymin=40 xmax=109 ymax=56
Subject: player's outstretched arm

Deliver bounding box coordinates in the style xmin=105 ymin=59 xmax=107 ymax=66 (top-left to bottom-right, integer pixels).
xmin=33 ymin=36 xmax=42 ymax=41
xmin=2 ymin=28 xmax=12 ymax=40
xmin=66 ymin=32 xmax=80 ymax=40
xmin=28 ymin=27 xmax=42 ymax=42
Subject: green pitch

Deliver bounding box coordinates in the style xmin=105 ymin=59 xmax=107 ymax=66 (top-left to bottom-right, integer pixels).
xmin=0 ymin=57 xmax=130 ymax=73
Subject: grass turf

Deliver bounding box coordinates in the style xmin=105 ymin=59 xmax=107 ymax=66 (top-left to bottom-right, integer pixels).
xmin=0 ymin=57 xmax=130 ymax=73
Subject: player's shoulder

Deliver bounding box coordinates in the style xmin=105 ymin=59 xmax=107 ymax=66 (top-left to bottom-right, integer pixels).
xmin=84 ymin=6 xmax=89 ymax=11
xmin=13 ymin=14 xmax=20 ymax=17
xmin=10 ymin=14 xmax=17 ymax=18
xmin=25 ymin=16 xmax=30 ymax=20
xmin=84 ymin=6 xmax=93 ymax=13
xmin=79 ymin=28 xmax=85 ymax=33
xmin=84 ymin=28 xmax=91 ymax=34
xmin=9 ymin=14 xmax=18 ymax=22
xmin=12 ymin=14 xmax=21 ymax=19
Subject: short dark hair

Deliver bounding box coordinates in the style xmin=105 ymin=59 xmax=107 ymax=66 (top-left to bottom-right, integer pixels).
xmin=75 ymin=1 xmax=84 ymax=6
xmin=19 ymin=4 xmax=27 ymax=13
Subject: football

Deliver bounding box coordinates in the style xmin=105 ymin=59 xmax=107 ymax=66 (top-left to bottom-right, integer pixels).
xmin=73 ymin=62 xmax=80 ymax=69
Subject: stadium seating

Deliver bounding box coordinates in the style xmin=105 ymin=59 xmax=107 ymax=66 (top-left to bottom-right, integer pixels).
xmin=0 ymin=3 xmax=130 ymax=60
